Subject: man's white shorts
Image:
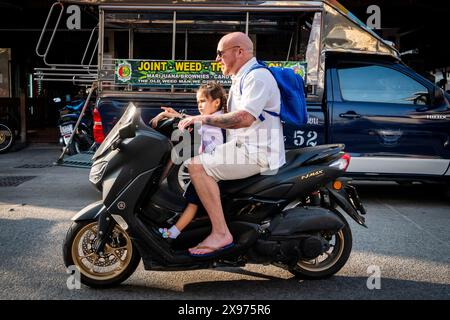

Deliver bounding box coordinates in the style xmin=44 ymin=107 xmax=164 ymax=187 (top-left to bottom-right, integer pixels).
xmin=184 ymin=140 xmax=270 ymax=181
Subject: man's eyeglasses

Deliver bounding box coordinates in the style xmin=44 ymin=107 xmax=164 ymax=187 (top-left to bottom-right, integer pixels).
xmin=216 ymin=46 xmax=240 ymax=58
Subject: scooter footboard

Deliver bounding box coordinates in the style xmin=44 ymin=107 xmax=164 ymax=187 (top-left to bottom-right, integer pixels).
xmin=268 ymin=207 xmax=345 ymax=237
xmin=173 ymin=221 xmax=259 ymax=252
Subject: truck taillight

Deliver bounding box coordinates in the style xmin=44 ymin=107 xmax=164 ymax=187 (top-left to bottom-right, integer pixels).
xmin=93 ymin=108 xmax=105 ymax=144
xmin=341 ymin=153 xmax=351 ymax=171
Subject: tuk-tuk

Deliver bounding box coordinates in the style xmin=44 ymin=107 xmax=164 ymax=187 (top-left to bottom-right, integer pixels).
xmin=35 ymin=0 xmax=398 ymax=102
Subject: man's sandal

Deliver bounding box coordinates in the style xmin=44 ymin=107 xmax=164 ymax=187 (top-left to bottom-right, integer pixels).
xmin=189 ymin=243 xmax=235 ymax=257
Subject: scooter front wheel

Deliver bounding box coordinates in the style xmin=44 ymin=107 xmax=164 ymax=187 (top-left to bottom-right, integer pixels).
xmin=63 ymin=220 xmax=141 ymax=288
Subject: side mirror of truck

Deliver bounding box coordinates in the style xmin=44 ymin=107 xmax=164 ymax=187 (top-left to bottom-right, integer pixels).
xmin=411 ymin=91 xmax=429 ymax=105
xmin=414 ymin=88 xmax=447 ymax=112
xmin=432 ymin=87 xmax=446 ymax=107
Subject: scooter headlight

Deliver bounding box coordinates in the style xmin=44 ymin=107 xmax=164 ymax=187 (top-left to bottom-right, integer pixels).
xmin=89 ymin=161 xmax=108 ymax=184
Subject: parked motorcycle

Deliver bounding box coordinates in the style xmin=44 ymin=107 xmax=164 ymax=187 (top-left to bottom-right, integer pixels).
xmin=0 ymin=120 xmax=15 ymax=154
xmin=0 ymin=104 xmax=19 ymax=154
xmin=63 ymin=103 xmax=367 ymax=288
xmin=56 ymin=97 xmax=94 ymax=155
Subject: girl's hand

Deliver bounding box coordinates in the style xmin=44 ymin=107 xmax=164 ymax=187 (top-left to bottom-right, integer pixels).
xmin=150 ymin=107 xmax=182 ymax=128
xmin=161 ymin=106 xmax=182 ymax=117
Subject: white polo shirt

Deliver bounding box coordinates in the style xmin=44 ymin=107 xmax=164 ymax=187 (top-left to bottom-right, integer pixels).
xmin=227 ymin=57 xmax=286 ymax=170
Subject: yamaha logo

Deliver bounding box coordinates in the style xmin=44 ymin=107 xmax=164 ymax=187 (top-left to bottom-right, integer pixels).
xmin=301 ymin=170 xmax=324 ymax=180
xmin=117 ymin=201 xmax=126 ymax=210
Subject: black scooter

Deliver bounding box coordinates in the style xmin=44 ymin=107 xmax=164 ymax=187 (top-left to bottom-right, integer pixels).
xmin=63 ymin=103 xmax=367 ymax=288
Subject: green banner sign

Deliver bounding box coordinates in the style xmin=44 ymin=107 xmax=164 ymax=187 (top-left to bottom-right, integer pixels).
xmin=115 ymin=59 xmax=306 ymax=87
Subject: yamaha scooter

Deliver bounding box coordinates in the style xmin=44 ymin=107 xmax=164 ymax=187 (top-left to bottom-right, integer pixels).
xmin=63 ymin=103 xmax=367 ymax=288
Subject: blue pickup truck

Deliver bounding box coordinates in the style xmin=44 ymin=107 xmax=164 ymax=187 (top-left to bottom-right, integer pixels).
xmin=85 ymin=1 xmax=450 ymax=195
xmin=95 ymin=52 xmax=450 ymax=194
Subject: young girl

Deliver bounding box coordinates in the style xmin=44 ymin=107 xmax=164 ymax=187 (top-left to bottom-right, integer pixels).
xmin=151 ymin=81 xmax=227 ymax=239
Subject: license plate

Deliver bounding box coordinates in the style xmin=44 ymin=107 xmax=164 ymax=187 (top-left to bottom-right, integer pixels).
xmin=60 ymin=124 xmax=73 ymax=136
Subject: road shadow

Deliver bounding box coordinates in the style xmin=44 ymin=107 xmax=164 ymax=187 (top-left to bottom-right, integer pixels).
xmin=179 ymin=270 xmax=449 ymax=300
xmin=68 ymin=268 xmax=449 ymax=300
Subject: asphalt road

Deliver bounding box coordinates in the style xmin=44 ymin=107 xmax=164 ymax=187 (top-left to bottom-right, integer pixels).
xmin=0 ymin=144 xmax=449 ymax=300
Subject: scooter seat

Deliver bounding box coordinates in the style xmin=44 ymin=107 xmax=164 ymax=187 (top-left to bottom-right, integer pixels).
xmin=219 ymin=144 xmax=343 ymax=195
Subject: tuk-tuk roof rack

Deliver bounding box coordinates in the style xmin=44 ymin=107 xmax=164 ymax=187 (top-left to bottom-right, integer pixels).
xmin=34 ymin=0 xmax=400 ymax=99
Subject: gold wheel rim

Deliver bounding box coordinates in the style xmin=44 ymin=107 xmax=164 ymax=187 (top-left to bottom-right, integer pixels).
xmin=71 ymin=222 xmax=133 ymax=281
xmin=0 ymin=126 xmax=11 ymax=145
xmin=296 ymin=230 xmax=345 ymax=272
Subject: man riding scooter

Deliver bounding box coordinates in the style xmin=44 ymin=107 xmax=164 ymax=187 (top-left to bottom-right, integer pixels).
xmin=177 ymin=32 xmax=285 ymax=256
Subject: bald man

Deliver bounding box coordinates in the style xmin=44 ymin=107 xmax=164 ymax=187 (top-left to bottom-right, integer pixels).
xmin=178 ymin=32 xmax=285 ymax=256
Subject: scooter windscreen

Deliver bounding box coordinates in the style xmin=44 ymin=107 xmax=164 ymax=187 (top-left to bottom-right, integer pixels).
xmin=93 ymin=103 xmax=137 ymax=160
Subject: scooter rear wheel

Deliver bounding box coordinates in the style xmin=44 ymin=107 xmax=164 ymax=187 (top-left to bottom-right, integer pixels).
xmin=63 ymin=220 xmax=141 ymax=288
xmin=288 ymin=211 xmax=352 ymax=280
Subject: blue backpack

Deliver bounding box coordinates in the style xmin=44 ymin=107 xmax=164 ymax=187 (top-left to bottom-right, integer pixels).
xmin=239 ymin=61 xmax=308 ymax=126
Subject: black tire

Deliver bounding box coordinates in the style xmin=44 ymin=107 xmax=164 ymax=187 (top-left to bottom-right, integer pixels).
xmin=62 ymin=220 xmax=141 ymax=288
xmin=66 ymin=138 xmax=78 ymax=156
xmin=0 ymin=122 xmax=15 ymax=154
xmin=66 ymin=136 xmax=81 ymax=155
xmin=77 ymin=128 xmax=94 ymax=151
xmin=445 ymin=183 xmax=450 ymax=199
xmin=66 ymin=129 xmax=94 ymax=156
xmin=288 ymin=210 xmax=353 ymax=280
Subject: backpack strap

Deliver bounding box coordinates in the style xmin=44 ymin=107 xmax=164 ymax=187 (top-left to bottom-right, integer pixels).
xmin=258 ymin=110 xmax=279 ymax=122
xmin=239 ymin=63 xmax=266 ymax=95
xmin=239 ymin=62 xmax=280 ymax=122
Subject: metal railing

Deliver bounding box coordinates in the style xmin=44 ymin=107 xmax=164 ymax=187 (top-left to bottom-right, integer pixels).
xmin=34 ymin=2 xmax=99 ymax=85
